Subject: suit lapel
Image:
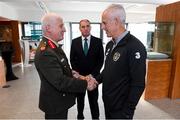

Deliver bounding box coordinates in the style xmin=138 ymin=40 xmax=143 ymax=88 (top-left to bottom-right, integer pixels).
xmin=77 ymin=38 xmax=85 ymax=56
xmin=88 ymin=36 xmax=94 ymax=54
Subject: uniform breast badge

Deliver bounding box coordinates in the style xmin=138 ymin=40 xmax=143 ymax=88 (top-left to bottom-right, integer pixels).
xmin=113 ymin=52 xmax=120 ymax=61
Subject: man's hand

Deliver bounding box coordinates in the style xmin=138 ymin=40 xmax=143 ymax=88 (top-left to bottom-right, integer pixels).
xmin=72 ymin=70 xmax=80 ymax=78
xmin=72 ymin=70 xmax=86 ymax=80
xmin=72 ymin=71 xmax=98 ymax=90
xmin=86 ymin=75 xmax=98 ymax=91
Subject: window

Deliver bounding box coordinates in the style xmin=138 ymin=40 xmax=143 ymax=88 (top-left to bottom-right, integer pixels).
xmin=21 ymin=22 xmax=42 ymax=41
xmin=70 ymin=22 xmax=102 ymax=40
xmin=127 ymin=23 xmax=155 ymax=48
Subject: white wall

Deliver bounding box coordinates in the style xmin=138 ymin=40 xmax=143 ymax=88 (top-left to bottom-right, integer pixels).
xmin=0 ymin=2 xmax=17 ymax=20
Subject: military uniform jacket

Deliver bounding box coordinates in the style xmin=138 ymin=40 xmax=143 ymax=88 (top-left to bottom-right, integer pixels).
xmin=97 ymin=32 xmax=147 ymax=118
xmin=35 ymin=37 xmax=87 ymax=114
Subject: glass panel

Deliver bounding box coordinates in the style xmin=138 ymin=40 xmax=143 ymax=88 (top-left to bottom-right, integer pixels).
xmin=71 ymin=23 xmax=101 ymax=39
xmin=71 ymin=24 xmax=81 ymax=39
xmin=153 ymin=22 xmax=175 ymax=57
xmin=22 ymin=22 xmax=42 ymax=41
xmin=34 ymin=24 xmax=41 ymax=30
xmin=91 ymin=24 xmax=101 ymax=38
xmin=24 ymin=24 xmax=31 ymax=36
xmin=127 ymin=23 xmax=155 ymax=48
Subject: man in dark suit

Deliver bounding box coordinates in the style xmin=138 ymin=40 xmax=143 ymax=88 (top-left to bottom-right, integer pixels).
xmin=35 ymin=13 xmax=97 ymax=119
xmin=70 ymin=19 xmax=104 ymax=119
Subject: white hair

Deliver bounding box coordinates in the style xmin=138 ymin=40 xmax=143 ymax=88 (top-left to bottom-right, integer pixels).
xmin=41 ymin=13 xmax=61 ymax=35
xmin=106 ymin=4 xmax=126 ymax=25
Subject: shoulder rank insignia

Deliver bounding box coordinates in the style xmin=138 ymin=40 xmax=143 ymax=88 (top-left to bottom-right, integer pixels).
xmin=48 ymin=40 xmax=56 ymax=49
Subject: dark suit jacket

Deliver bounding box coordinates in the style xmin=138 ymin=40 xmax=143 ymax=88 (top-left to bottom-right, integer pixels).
xmin=70 ymin=35 xmax=104 ymax=77
xmin=35 ymin=37 xmax=87 ymax=114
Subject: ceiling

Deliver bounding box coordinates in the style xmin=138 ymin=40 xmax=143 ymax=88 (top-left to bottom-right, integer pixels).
xmin=0 ymin=0 xmax=179 ymax=22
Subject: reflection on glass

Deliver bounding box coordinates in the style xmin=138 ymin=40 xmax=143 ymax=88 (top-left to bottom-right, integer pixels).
xmin=153 ymin=22 xmax=175 ymax=57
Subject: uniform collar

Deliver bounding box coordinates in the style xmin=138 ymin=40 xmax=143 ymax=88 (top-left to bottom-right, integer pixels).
xmin=43 ymin=35 xmax=59 ymax=47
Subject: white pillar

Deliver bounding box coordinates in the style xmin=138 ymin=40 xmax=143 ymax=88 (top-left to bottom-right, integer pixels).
xmin=23 ymin=40 xmax=32 ymax=67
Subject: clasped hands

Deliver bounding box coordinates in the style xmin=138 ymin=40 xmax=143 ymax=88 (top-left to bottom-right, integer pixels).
xmin=72 ymin=70 xmax=98 ymax=91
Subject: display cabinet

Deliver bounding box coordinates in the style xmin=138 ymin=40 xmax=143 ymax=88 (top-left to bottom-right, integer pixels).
xmin=153 ymin=22 xmax=175 ymax=57
xmin=155 ymin=1 xmax=180 ymax=99
xmin=145 ymin=22 xmax=175 ymax=100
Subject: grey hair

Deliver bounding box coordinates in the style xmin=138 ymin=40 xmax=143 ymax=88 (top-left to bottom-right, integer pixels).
xmin=41 ymin=13 xmax=61 ymax=35
xmin=106 ymin=4 xmax=126 ymax=25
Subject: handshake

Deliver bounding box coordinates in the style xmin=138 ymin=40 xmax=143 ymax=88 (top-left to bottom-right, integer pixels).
xmin=72 ymin=70 xmax=98 ymax=91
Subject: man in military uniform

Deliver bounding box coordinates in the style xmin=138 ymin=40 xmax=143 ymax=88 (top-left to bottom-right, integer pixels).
xmin=34 ymin=13 xmax=97 ymax=119
xmin=94 ymin=4 xmax=147 ymax=119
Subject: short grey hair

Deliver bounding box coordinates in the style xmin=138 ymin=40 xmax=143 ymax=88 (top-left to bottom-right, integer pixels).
xmin=106 ymin=4 xmax=126 ymax=25
xmin=41 ymin=13 xmax=61 ymax=35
